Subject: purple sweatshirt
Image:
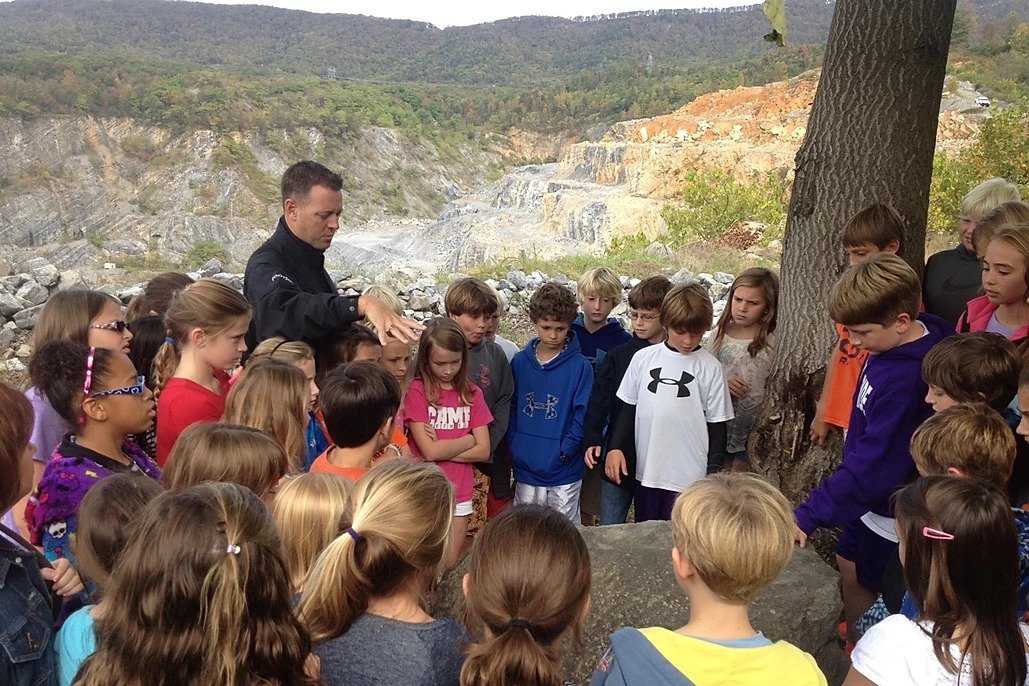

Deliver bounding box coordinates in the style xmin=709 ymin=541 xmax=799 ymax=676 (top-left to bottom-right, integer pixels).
xmin=795 ymin=314 xmax=953 ymax=534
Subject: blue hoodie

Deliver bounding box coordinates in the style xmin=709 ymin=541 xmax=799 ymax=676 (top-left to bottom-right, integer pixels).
xmin=508 ymin=332 xmax=594 ymax=487
xmin=795 ymin=313 xmax=954 ymax=534
xmin=573 ymin=313 xmax=632 ymax=368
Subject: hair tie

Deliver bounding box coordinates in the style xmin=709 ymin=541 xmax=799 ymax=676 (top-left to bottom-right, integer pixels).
xmin=506 ymin=618 xmax=533 ymax=631
xmin=165 ymin=336 xmax=177 ymax=346
xmin=346 ymin=527 xmax=363 ymax=543
xmin=226 ymin=544 xmax=241 ymax=555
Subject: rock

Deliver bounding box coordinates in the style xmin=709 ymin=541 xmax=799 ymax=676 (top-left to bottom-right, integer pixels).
xmin=697 ymin=273 xmax=715 ymax=287
xmin=528 ymin=271 xmax=546 ymax=288
xmin=337 ymin=278 xmax=368 ymax=292
xmin=23 ymin=257 xmax=49 ymax=273
xmin=644 ymin=241 xmax=673 ymax=259
xmin=552 ymin=273 xmax=570 ymax=285
xmin=13 ymin=303 xmax=46 ymax=330
xmin=0 ymin=328 xmax=14 ymax=353
xmin=56 ymin=270 xmax=88 ymax=291
xmin=198 ymin=258 xmax=223 ymax=278
xmin=434 ymin=521 xmax=844 ymax=685
xmin=507 ymin=270 xmax=528 ymax=290
xmin=117 ymin=285 xmax=145 ymax=304
xmin=0 ymin=275 xmax=26 ymax=292
xmin=31 ymin=264 xmax=60 ymax=289
xmin=1 ymin=358 xmax=25 ymax=374
xmin=15 ymin=280 xmax=48 ymax=307
xmin=497 ymin=279 xmax=514 ymax=291
xmin=629 ymin=278 xmax=641 ymax=288
xmin=713 ymin=272 xmax=735 ymax=285
xmin=619 ymin=275 xmax=631 ymax=288
xmin=710 ymin=282 xmax=729 ymax=302
xmin=407 ymin=290 xmax=434 ymax=311
xmin=669 ymin=268 xmax=695 ymax=286
xmin=0 ymin=293 xmax=22 ymax=319
xmin=15 ymin=344 xmax=31 ymax=359
xmin=0 ymin=257 xmax=12 ymax=277
xmin=209 ymin=273 xmax=243 ymax=290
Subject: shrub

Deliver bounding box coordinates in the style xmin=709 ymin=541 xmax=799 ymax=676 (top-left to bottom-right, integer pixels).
xmin=660 ymin=169 xmax=787 ymax=245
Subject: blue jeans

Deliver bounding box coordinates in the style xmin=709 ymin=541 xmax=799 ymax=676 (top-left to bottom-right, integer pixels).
xmin=600 ymin=479 xmax=634 ymax=525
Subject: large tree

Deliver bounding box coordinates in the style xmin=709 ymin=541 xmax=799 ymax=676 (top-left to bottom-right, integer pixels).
xmin=750 ymin=0 xmax=957 ymax=539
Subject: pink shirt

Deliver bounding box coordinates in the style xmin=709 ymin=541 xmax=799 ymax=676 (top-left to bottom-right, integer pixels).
xmin=403 ymin=379 xmax=492 ymax=504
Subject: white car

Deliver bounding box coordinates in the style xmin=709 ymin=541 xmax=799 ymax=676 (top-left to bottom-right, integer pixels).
xmin=975 ymin=95 xmax=991 ymax=108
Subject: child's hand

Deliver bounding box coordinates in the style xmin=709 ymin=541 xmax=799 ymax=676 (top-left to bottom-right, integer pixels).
xmin=793 ymin=524 xmax=808 ymax=548
xmin=809 ymin=403 xmax=833 ymax=447
xmin=584 ymin=446 xmax=602 ymax=468
xmin=42 ymin=557 xmax=85 ymax=597
xmin=728 ymin=375 xmax=750 ymax=399
xmin=605 ymin=450 xmax=628 ymax=484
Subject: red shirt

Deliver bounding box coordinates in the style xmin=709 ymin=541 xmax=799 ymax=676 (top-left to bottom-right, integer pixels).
xmin=156 ymin=369 xmax=231 ymax=466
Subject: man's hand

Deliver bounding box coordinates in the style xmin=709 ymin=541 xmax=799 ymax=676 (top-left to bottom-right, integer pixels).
xmin=584 ymin=445 xmax=602 ymax=469
xmin=42 ymin=557 xmax=84 ymax=597
xmin=793 ymin=523 xmax=808 ymax=548
xmin=605 ymin=449 xmax=628 ymax=484
xmin=358 ymin=295 xmax=424 ymax=344
xmin=727 ymin=375 xmax=749 ymax=399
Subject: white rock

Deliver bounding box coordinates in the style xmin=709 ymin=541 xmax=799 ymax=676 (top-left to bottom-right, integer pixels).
xmin=31 ymin=264 xmax=60 ymax=289
xmin=57 ymin=270 xmax=88 ymax=291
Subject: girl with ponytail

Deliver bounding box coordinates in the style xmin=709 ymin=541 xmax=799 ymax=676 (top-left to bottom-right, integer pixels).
xmin=76 ymin=481 xmax=320 ymax=686
xmin=461 ymin=504 xmax=591 ymax=686
xmin=299 ymin=459 xmax=464 ymax=686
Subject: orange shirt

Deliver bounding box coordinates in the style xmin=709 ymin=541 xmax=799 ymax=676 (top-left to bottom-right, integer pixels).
xmin=309 ymin=448 xmax=369 ymax=482
xmin=824 ymin=323 xmax=868 ymax=429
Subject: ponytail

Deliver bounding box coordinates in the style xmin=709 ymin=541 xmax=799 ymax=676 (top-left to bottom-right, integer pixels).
xmin=152 ymin=338 xmax=179 ymax=400
xmin=461 ymin=622 xmax=564 ymax=686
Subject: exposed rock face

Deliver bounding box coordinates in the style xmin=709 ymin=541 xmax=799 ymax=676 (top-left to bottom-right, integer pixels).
xmin=434 ymin=520 xmax=848 ymax=686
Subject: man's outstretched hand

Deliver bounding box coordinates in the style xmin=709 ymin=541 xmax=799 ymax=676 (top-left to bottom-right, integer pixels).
xmin=358 ymin=294 xmax=425 ymax=344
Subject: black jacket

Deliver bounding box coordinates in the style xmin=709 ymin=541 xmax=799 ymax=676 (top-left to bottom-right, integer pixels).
xmin=922 ymin=244 xmax=981 ymax=329
xmin=243 ymin=217 xmax=360 ymax=351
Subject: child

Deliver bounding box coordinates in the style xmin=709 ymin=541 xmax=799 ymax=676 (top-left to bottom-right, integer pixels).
xmin=445 ymin=277 xmax=514 ymax=521
xmin=509 ymin=282 xmax=594 ymax=521
xmin=299 ymin=459 xmax=465 ymax=686
xmin=583 ymin=275 xmax=672 ymax=525
xmin=605 ymin=283 xmax=733 ymax=522
xmin=249 ymin=336 xmax=329 ymax=471
xmin=810 ymin=204 xmax=904 ymax=446
xmin=958 ymin=223 xmax=1029 ymax=344
xmin=223 ymin=357 xmax=310 ymax=474
xmin=591 ymin=473 xmax=826 ymax=685
xmin=154 ymin=278 xmax=252 ymax=465
xmin=486 ymin=304 xmax=520 ymax=361
xmin=847 ymin=476 xmax=1029 ymax=685
xmin=971 ymin=200 xmax=1029 ymax=257
xmin=311 ymin=361 xmax=402 ymax=483
xmin=405 ymin=319 xmax=492 ymax=565
xmin=55 ymin=474 xmax=164 ymax=686
xmin=75 ymin=482 xmax=320 ymax=685
xmin=124 ymin=271 xmax=194 ymax=320
xmin=922 ymin=332 xmax=1019 ymax=413
xmin=316 ymin=323 xmax=383 ymax=384
xmin=25 ymin=341 xmax=162 ymax=570
xmin=705 ymin=267 xmax=779 ymax=471
xmin=272 ymin=472 xmax=353 ymax=594
xmin=793 ymin=253 xmax=951 ymax=644
xmin=461 ymin=503 xmax=591 ymax=686
xmin=572 ymin=266 xmax=632 ymax=367
xmin=163 ymin=423 xmax=289 ymax=502
xmin=363 ymin=285 xmax=414 ymax=387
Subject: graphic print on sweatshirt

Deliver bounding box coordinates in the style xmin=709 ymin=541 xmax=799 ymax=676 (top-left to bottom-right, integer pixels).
xmin=646 ymin=367 xmax=695 ymax=398
xmin=429 ymin=405 xmax=471 ymax=430
xmin=855 ymin=375 xmax=873 ymax=415
xmin=524 ymin=392 xmax=560 ymax=419
xmin=472 ymin=362 xmax=492 ymax=389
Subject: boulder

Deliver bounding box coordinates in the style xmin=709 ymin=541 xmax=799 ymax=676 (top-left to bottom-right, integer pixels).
xmin=209 ymin=273 xmax=243 ymax=290
xmin=0 ymin=293 xmax=22 ymax=319
xmin=0 ymin=328 xmax=15 ymax=354
xmin=13 ymin=303 xmax=46 ymax=330
xmin=15 ymin=280 xmax=48 ymax=307
xmin=31 ymin=263 xmax=60 ymax=289
xmin=56 ymin=270 xmax=88 ymax=291
xmin=0 ymin=275 xmax=26 ymax=292
xmin=669 ymin=268 xmax=695 ymax=285
xmin=506 ymin=270 xmax=528 ymax=290
xmin=198 ymin=258 xmax=223 ymax=278
xmin=644 ymin=241 xmax=673 ymax=259
xmin=434 ymin=520 xmax=846 ymax=686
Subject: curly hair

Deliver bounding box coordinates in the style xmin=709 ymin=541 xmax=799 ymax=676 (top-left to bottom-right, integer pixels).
xmin=28 ymin=340 xmax=116 ymax=424
xmin=527 ymin=282 xmax=578 ymax=324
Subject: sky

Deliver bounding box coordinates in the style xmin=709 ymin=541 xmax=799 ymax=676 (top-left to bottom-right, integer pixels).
xmin=172 ymin=0 xmax=757 ymax=28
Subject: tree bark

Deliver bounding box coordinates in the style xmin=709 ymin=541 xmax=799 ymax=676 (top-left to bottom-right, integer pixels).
xmin=750 ymin=0 xmax=957 ymax=526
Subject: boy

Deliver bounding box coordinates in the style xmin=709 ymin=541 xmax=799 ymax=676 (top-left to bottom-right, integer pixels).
xmin=921 ymin=332 xmax=1019 ymax=413
xmin=810 ymin=204 xmax=905 ymax=446
xmin=591 ymin=473 xmax=828 ymax=686
xmin=582 ymin=276 xmax=673 ymax=525
xmin=794 ymin=253 xmax=952 ymax=644
xmin=485 ymin=303 xmax=520 ymax=361
xmin=572 ymin=266 xmax=631 ymax=367
xmin=605 ymin=283 xmax=733 ymax=522
xmin=445 ymin=278 xmax=515 ymax=517
xmin=508 ymin=282 xmax=594 ymax=521
xmin=309 ymin=361 xmax=401 ymax=482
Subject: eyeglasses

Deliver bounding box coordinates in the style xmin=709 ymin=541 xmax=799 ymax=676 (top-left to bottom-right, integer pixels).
xmin=628 ymin=310 xmax=660 ymax=322
xmin=90 ymin=320 xmax=128 ymax=334
xmin=90 ymin=376 xmax=147 ymax=399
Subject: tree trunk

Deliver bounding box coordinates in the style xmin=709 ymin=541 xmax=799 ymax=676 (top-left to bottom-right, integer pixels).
xmin=750 ymin=0 xmax=957 ymax=528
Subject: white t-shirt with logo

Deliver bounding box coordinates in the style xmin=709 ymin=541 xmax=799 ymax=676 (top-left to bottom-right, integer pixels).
xmin=616 ymin=344 xmax=733 ymax=492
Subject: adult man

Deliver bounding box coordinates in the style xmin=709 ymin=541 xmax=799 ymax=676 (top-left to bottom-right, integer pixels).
xmin=244 ymin=160 xmax=421 ymax=352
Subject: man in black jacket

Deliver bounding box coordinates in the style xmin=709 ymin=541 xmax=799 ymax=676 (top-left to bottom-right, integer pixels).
xmin=244 ymin=160 xmax=422 ymax=352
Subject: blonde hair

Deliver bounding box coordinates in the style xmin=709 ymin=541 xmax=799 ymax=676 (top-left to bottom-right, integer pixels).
xmin=163 ymin=423 xmax=289 ymax=499
xmin=961 ymin=177 xmax=1023 ymax=220
xmin=153 ymin=279 xmax=251 ymax=398
xmin=710 ymin=268 xmax=779 ymax=357
xmin=828 ymin=252 xmax=920 ymax=326
xmin=363 ymin=285 xmax=405 ymax=317
xmin=910 ymin=403 xmax=1016 ymax=490
xmin=298 ymin=459 xmax=454 ymax=641
xmin=249 ymin=337 xmax=315 ymax=365
xmin=989 ymin=223 xmax=1029 ymax=295
xmin=272 ymin=473 xmax=353 ymax=593
xmin=972 ymin=201 xmax=1029 ymax=255
xmin=661 ymin=283 xmax=714 ymax=334
xmin=222 ymin=357 xmax=309 ymax=473
xmin=672 ymin=473 xmax=794 ymax=604
xmin=577 ymin=266 xmax=622 ymax=302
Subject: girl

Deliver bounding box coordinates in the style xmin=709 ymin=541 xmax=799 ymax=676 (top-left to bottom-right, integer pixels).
xmin=126 ymin=314 xmax=165 ymax=459
xmin=54 ymin=474 xmax=163 ymax=686
xmin=163 ymin=423 xmax=290 ymax=503
xmin=222 ymin=357 xmax=310 ymax=474
xmin=316 ymin=324 xmax=383 ymax=386
xmin=25 ymin=341 xmax=162 ymax=569
xmin=705 ymin=268 xmax=778 ymax=472
xmin=249 ymin=337 xmax=329 ymax=471
xmin=958 ymin=223 xmax=1029 ymax=344
xmin=461 ymin=504 xmax=591 ymax=686
xmin=364 ymin=285 xmax=414 ymax=387
xmin=154 ymin=278 xmax=251 ymax=465
xmin=847 ymin=476 xmax=1029 ymax=686
xmin=272 ymin=472 xmax=353 ymax=593
xmin=299 ymin=459 xmax=463 ymax=686
xmin=404 ymin=318 xmax=492 ymax=567
xmin=75 ymin=482 xmax=320 ymax=686
xmin=124 ymin=271 xmax=194 ymax=321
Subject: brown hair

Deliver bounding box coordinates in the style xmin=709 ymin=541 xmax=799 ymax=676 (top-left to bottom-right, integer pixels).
xmin=163 ymin=423 xmax=289 ymax=500
xmin=74 ymin=474 xmax=164 ymax=588
xmin=272 ymin=473 xmax=353 ymax=593
xmin=281 ymin=160 xmax=343 ymax=206
xmin=153 ymin=279 xmax=251 ymax=398
xmin=661 ymin=283 xmax=714 ymax=334
xmin=627 ymin=275 xmax=672 ymax=311
xmin=126 ymin=272 xmax=195 ymax=320
xmin=910 ymin=403 xmax=1016 ymax=489
xmin=972 ymin=201 xmax=1029 ymax=255
xmin=895 ymin=476 xmax=1026 ymax=686
xmin=298 ymin=459 xmax=454 ymax=641
xmin=841 ymin=204 xmax=905 ymax=254
xmin=445 ymin=278 xmax=501 ymax=317
xmin=320 ymin=361 xmax=401 ymax=448
xmin=249 ymin=337 xmax=315 ymax=365
xmin=316 ymin=324 xmax=381 ymax=384
xmin=461 ymin=504 xmax=591 ymax=686
xmin=415 ymin=318 xmax=475 ymax=406
xmin=0 ymin=382 xmax=33 ymax=512
xmin=828 ymin=252 xmax=920 ymax=326
xmin=76 ymin=482 xmax=319 ymax=686
xmin=988 ymin=223 xmax=1029 ymax=293
xmin=710 ymin=267 xmax=779 ymax=357
xmin=31 ymin=289 xmax=119 ymax=349
xmin=527 ymin=282 xmax=578 ymax=324
xmin=921 ymin=333 xmax=1019 ymax=412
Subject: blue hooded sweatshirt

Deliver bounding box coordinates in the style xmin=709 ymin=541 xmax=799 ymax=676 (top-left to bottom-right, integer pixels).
xmin=508 ymin=331 xmax=594 ymax=487
xmin=795 ymin=313 xmax=953 ymax=534
xmin=572 ymin=313 xmax=632 ymax=368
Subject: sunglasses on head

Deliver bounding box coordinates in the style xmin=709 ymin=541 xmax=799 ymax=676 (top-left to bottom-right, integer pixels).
xmin=90 ymin=319 xmax=128 ymax=334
